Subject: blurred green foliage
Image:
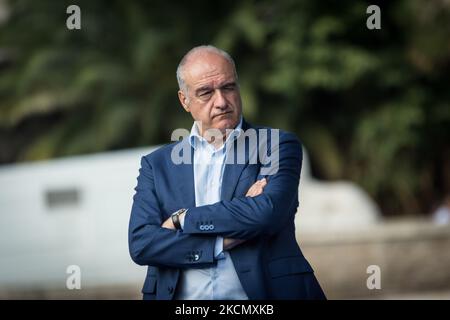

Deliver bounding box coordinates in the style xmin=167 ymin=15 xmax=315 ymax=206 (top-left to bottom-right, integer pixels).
xmin=0 ymin=0 xmax=449 ymax=216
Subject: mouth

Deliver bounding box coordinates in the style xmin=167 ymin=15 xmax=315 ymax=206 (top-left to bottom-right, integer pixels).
xmin=213 ymin=111 xmax=233 ymax=118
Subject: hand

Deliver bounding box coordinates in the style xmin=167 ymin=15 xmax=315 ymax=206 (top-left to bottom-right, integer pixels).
xmin=223 ymin=238 xmax=246 ymax=250
xmin=245 ymin=178 xmax=267 ymax=197
xmin=161 ymin=216 xmax=175 ymax=229
xmin=161 ymin=212 xmax=186 ymax=229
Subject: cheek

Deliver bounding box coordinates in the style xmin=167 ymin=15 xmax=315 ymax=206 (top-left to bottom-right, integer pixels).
xmin=191 ymin=106 xmax=212 ymax=122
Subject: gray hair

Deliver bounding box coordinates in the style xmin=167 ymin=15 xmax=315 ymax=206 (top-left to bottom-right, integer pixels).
xmin=176 ymin=45 xmax=238 ymax=95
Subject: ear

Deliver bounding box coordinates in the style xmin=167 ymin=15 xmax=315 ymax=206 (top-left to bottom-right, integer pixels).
xmin=178 ymin=90 xmax=190 ymax=112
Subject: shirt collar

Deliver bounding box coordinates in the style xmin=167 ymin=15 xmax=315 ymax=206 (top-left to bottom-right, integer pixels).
xmin=189 ymin=116 xmax=243 ymax=151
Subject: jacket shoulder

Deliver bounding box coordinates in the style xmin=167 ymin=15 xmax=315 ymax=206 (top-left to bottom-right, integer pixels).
xmin=249 ymin=124 xmax=302 ymax=146
xmin=142 ymin=140 xmax=183 ymax=164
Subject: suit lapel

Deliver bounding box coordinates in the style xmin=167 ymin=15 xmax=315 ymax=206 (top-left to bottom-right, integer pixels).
xmin=221 ymin=119 xmax=252 ymax=201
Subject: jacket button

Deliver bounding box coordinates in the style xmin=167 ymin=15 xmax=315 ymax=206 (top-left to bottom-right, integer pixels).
xmin=168 ymin=286 xmax=174 ymax=294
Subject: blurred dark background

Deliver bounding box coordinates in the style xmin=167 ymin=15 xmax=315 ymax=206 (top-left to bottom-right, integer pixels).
xmin=0 ymin=0 xmax=449 ymax=217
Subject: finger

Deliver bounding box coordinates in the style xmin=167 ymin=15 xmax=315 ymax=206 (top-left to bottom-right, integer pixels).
xmin=257 ymin=180 xmax=267 ymax=188
xmin=251 ymin=182 xmax=259 ymax=189
xmin=255 ymin=181 xmax=265 ymax=189
xmin=250 ymin=187 xmax=261 ymax=197
xmin=249 ymin=183 xmax=259 ymax=192
xmin=247 ymin=179 xmax=266 ymax=196
xmin=257 ymin=178 xmax=266 ymax=185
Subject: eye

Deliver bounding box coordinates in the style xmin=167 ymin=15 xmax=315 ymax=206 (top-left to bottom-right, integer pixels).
xmin=198 ymin=90 xmax=213 ymax=98
xmin=223 ymin=84 xmax=236 ymax=91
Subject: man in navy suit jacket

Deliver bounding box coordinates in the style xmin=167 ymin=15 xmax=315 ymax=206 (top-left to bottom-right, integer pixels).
xmin=128 ymin=45 xmax=326 ymax=300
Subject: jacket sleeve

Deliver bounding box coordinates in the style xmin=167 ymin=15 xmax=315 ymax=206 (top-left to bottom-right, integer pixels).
xmin=182 ymin=132 xmax=302 ymax=240
xmin=128 ymin=155 xmax=217 ymax=269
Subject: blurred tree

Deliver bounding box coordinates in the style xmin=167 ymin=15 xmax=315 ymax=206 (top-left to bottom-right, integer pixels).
xmin=0 ymin=0 xmax=449 ymax=216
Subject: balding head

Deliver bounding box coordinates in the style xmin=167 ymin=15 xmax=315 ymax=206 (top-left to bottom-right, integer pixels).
xmin=175 ymin=45 xmax=242 ymax=138
xmin=176 ymin=45 xmax=238 ymax=94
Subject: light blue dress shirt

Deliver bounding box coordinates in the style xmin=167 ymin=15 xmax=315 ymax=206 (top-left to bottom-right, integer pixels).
xmin=174 ymin=117 xmax=249 ymax=300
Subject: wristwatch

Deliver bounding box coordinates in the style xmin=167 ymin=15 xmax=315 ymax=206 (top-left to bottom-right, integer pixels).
xmin=171 ymin=208 xmax=187 ymax=230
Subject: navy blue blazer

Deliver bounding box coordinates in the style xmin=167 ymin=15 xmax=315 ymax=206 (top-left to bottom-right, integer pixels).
xmin=128 ymin=120 xmax=326 ymax=300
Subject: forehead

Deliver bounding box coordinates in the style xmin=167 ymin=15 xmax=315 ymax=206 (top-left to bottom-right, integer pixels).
xmin=183 ymin=52 xmax=236 ymax=87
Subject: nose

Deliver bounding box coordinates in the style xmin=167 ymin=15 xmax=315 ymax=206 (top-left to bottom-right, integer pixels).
xmin=213 ymin=89 xmax=227 ymax=110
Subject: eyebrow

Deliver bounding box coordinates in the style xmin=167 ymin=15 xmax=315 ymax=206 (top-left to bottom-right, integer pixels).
xmin=195 ymin=86 xmax=213 ymax=95
xmin=221 ymin=81 xmax=237 ymax=88
xmin=195 ymin=81 xmax=237 ymax=95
